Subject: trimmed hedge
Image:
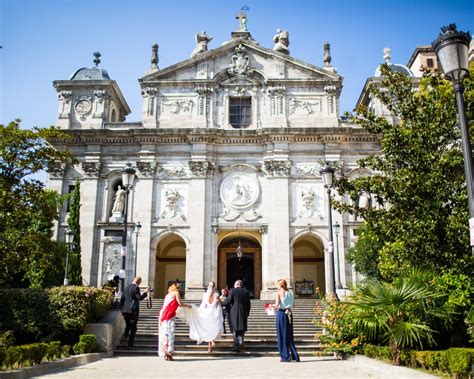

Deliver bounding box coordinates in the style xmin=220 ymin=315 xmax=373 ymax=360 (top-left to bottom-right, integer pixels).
xmin=0 ymin=286 xmax=113 ymax=344
xmin=363 ymin=344 xmax=474 ymax=377
xmin=0 ymin=341 xmax=67 ymax=370
xmin=73 ymin=334 xmax=99 ymax=355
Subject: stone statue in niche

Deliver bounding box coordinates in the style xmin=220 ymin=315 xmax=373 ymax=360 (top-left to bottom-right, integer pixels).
xmin=112 ymin=186 xmax=126 ymax=213
xmin=191 ymin=31 xmax=213 ymax=57
xmin=109 ymin=186 xmax=126 ymax=222
xmin=160 ymin=188 xmax=186 ymax=220
xmin=273 ymin=29 xmax=290 ymax=54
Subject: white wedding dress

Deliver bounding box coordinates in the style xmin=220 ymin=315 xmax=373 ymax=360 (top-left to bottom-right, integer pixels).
xmin=177 ymin=287 xmax=224 ymax=344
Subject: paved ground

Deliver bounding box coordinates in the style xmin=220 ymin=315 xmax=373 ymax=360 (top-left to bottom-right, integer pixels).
xmin=35 ymin=356 xmax=438 ymax=379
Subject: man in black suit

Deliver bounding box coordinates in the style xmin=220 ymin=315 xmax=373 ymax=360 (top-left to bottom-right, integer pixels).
xmin=120 ymin=276 xmax=149 ymax=348
xmin=225 ymin=279 xmax=251 ymax=352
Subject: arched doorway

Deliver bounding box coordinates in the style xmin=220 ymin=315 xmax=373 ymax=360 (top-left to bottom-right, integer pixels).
xmin=293 ymin=234 xmax=325 ymax=297
xmin=218 ymin=237 xmax=261 ymax=299
xmin=154 ymin=234 xmax=186 ymax=298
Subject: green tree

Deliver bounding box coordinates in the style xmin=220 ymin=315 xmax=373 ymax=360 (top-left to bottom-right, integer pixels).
xmin=334 ymin=65 xmax=473 ymax=280
xmin=0 ymin=120 xmax=75 ymax=288
xmin=345 ymin=270 xmax=452 ymax=365
xmin=67 ymin=178 xmax=82 ymax=285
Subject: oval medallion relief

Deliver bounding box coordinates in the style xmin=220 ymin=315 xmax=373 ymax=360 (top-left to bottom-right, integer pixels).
xmin=220 ymin=172 xmax=260 ymax=210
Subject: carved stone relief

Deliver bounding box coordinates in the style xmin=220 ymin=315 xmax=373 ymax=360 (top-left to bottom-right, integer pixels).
xmin=47 ymin=162 xmax=66 ymax=179
xmin=81 ymin=161 xmax=102 ymax=177
xmin=136 ymin=161 xmax=156 ymax=177
xmin=288 ymin=97 xmax=322 ymax=115
xmin=103 ymin=245 xmax=121 ymax=279
xmin=160 ymin=187 xmax=186 ymax=221
xmin=262 ymin=160 xmax=292 ymax=177
xmin=161 ymin=98 xmax=194 ymax=115
xmin=324 ymin=85 xmax=337 ymax=114
xmin=297 ymin=186 xmax=323 ymax=219
xmin=228 ymin=44 xmax=254 ymax=76
xmin=219 ymin=171 xmax=261 ymax=221
xmin=158 ymin=163 xmax=190 ymax=179
xmin=74 ymin=96 xmax=92 ymax=120
xmin=142 ymin=87 xmax=158 ymax=116
xmin=267 ymin=86 xmax=285 ymax=116
xmin=195 ymin=86 xmax=213 ymax=116
xmin=188 ymin=160 xmax=214 ymax=177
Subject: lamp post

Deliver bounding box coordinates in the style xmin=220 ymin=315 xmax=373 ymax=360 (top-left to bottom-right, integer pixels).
xmin=432 ymin=24 xmax=474 ymax=248
xmin=133 ymin=221 xmax=142 ymax=278
xmin=333 ymin=221 xmax=342 ymax=289
xmin=64 ymin=228 xmax=74 ymax=286
xmin=119 ymin=162 xmax=137 ymax=295
xmin=319 ymin=162 xmax=337 ymax=298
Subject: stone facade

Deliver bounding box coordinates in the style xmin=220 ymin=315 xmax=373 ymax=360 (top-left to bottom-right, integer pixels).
xmin=48 ymin=28 xmax=381 ymax=300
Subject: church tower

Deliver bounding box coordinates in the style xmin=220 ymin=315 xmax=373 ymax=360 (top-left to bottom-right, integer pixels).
xmin=53 ymin=52 xmax=130 ymax=129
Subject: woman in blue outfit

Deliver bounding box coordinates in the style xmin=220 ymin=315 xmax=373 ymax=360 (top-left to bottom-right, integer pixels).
xmin=271 ymin=279 xmax=300 ymax=362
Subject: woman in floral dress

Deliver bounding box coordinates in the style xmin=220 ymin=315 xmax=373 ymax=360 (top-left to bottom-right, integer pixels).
xmin=158 ymin=283 xmax=191 ymax=360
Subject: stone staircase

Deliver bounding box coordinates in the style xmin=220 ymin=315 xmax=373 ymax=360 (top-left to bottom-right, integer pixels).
xmin=115 ymin=298 xmax=325 ymax=357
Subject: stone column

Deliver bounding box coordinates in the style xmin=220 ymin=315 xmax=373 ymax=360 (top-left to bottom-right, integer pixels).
xmin=46 ymin=164 xmax=67 ymax=240
xmin=132 ymin=161 xmax=156 ymax=288
xmin=185 ymin=160 xmax=213 ymax=299
xmin=79 ymin=161 xmax=102 ymax=286
xmin=260 ymin=159 xmax=292 ymax=300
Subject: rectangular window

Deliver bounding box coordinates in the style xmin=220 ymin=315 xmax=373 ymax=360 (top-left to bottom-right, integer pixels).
xmin=229 ymin=97 xmax=251 ymax=129
xmin=426 ymin=58 xmax=434 ymax=68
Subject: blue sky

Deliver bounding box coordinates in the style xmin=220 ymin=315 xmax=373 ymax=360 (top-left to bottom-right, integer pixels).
xmin=1 ymin=0 xmax=473 ymax=129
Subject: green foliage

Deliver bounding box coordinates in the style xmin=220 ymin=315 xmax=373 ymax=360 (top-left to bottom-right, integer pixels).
xmin=67 ymin=178 xmax=83 ymax=285
xmin=341 ymin=270 xmax=455 ymax=365
xmin=314 ymin=296 xmax=365 ymax=356
xmin=0 ymin=341 xmax=71 ymax=370
xmin=0 ymin=120 xmax=76 ymax=288
xmin=0 ymin=287 xmax=113 ymax=345
xmin=363 ymin=345 xmax=474 ymax=377
xmin=73 ymin=334 xmax=99 ymax=354
xmin=447 ymin=348 xmax=474 ymax=376
xmin=0 ymin=330 xmax=15 ymax=347
xmin=334 ymin=65 xmax=473 ymax=281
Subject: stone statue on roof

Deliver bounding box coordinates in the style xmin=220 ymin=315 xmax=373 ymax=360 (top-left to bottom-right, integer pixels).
xmin=191 ymin=31 xmax=213 ymax=58
xmin=273 ymin=29 xmax=290 ymax=54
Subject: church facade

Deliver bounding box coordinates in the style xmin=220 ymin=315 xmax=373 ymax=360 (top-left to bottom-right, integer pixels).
xmin=47 ymin=22 xmax=382 ymax=300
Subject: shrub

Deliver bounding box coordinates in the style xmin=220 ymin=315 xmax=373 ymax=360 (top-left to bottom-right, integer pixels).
xmin=0 ymin=287 xmax=113 ymax=344
xmin=72 ymin=341 xmax=87 ymax=355
xmin=447 ymin=348 xmax=474 ymax=376
xmin=314 ymin=295 xmax=365 ymax=356
xmin=45 ymin=341 xmax=62 ymax=361
xmin=74 ymin=334 xmax=99 ymax=354
xmin=0 ymin=330 xmax=15 ymax=347
xmin=362 ymin=345 xmax=474 ymax=377
xmin=0 ymin=341 xmax=72 ymax=370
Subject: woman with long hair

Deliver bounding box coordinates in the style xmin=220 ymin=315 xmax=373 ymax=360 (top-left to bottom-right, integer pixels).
xmin=178 ymin=281 xmax=224 ymax=353
xmin=271 ymin=279 xmax=300 ymax=362
xmin=158 ymin=283 xmax=191 ymax=361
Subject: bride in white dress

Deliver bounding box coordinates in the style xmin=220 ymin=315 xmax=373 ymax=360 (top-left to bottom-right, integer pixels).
xmin=178 ymin=281 xmax=224 ymax=353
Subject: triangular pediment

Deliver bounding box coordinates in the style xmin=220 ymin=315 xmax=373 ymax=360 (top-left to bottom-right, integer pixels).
xmin=140 ymin=38 xmax=341 ymax=85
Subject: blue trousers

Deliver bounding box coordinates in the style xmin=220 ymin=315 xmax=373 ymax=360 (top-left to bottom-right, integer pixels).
xmin=276 ymin=309 xmax=300 ymax=362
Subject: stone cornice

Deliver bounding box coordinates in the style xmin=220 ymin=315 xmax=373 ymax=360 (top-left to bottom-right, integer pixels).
xmin=49 ymin=127 xmax=379 ymax=146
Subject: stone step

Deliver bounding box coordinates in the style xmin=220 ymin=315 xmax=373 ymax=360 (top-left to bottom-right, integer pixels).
xmin=115 ymin=297 xmax=324 ymax=357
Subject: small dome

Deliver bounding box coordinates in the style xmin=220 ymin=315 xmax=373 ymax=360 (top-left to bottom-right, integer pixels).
xmin=374 ymin=63 xmax=414 ymax=77
xmin=69 ymin=51 xmax=110 ymax=80
xmin=374 ymin=47 xmax=414 ymax=77
xmin=69 ymin=66 xmax=110 ymax=80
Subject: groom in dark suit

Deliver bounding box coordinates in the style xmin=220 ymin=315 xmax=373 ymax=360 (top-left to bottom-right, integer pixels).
xmin=225 ymin=279 xmax=251 ymax=352
xmin=120 ymin=276 xmax=149 ymax=348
